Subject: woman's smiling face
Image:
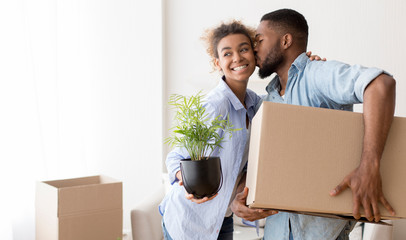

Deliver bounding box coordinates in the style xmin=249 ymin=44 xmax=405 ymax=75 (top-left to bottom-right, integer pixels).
xmin=215 ymin=33 xmax=256 ymax=83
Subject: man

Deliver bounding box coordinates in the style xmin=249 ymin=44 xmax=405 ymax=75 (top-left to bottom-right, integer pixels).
xmin=231 ymin=9 xmax=396 ymax=240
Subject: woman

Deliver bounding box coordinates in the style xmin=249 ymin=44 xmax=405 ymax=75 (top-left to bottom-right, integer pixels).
xmin=159 ymin=20 xmax=261 ymax=240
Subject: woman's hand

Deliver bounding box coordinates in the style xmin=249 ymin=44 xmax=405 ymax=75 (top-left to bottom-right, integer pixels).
xmin=185 ymin=193 xmax=218 ymax=204
xmin=176 ymin=170 xmax=183 ymax=186
xmin=176 ymin=170 xmax=218 ymax=204
xmin=306 ymin=51 xmax=326 ymax=61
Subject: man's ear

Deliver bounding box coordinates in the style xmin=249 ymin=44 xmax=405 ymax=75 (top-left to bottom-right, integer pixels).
xmin=281 ymin=33 xmax=293 ymax=49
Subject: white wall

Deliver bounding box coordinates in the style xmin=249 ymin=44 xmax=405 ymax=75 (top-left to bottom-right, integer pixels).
xmin=0 ymin=0 xmax=163 ymax=239
xmin=164 ymin=0 xmax=406 ymax=239
xmin=164 ymin=0 xmax=405 ymax=113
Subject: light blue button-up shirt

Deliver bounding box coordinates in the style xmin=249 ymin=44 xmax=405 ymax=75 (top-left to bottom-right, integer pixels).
xmin=261 ymin=52 xmax=387 ymax=240
xmin=159 ymin=79 xmax=261 ymax=240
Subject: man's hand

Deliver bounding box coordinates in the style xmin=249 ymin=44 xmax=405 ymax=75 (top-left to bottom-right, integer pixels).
xmin=330 ymin=74 xmax=396 ymax=222
xmin=330 ymin=162 xmax=395 ymax=222
xmin=231 ymin=187 xmax=278 ymax=221
xmin=176 ymin=170 xmax=218 ymax=204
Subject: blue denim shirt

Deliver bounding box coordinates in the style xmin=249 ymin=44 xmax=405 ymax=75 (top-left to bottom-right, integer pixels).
xmin=261 ymin=52 xmax=387 ymax=240
xmin=159 ymin=79 xmax=261 ymax=240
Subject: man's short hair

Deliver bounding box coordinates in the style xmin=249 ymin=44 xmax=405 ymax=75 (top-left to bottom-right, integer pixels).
xmin=261 ymin=9 xmax=308 ymax=47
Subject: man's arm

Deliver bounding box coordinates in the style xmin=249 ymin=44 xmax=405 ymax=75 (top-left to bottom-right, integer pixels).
xmin=330 ymin=74 xmax=396 ymax=222
xmin=230 ymin=172 xmax=277 ymax=221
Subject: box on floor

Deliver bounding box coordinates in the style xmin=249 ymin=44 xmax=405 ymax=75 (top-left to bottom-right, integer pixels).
xmin=36 ymin=175 xmax=122 ymax=240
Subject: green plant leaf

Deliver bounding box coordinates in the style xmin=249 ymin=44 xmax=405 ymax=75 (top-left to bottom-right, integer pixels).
xmin=165 ymin=92 xmax=241 ymax=161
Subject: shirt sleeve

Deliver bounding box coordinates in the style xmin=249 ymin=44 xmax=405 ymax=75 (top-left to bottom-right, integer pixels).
xmin=166 ymin=147 xmax=190 ymax=185
xmin=308 ymin=60 xmax=390 ymax=104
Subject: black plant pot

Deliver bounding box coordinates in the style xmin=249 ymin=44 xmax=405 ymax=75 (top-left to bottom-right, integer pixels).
xmin=180 ymin=157 xmax=223 ymax=199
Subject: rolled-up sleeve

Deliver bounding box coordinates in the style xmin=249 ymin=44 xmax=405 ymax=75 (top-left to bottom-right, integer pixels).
xmin=353 ymin=68 xmax=392 ymax=102
xmin=310 ymin=61 xmax=390 ymax=104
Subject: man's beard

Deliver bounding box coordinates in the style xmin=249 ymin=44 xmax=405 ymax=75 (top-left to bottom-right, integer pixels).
xmin=258 ymin=47 xmax=284 ymax=79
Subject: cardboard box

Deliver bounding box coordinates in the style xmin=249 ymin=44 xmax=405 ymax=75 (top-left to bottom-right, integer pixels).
xmin=36 ymin=175 xmax=122 ymax=240
xmin=246 ymin=102 xmax=406 ymax=220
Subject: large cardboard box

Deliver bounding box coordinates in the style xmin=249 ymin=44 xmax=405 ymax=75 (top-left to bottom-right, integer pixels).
xmin=246 ymin=102 xmax=406 ymax=220
xmin=36 ymin=175 xmax=122 ymax=240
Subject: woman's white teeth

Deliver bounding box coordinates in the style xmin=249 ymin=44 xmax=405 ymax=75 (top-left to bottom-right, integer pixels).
xmin=233 ymin=65 xmax=247 ymax=71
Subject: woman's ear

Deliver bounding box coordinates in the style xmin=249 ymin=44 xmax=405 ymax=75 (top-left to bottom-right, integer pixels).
xmin=281 ymin=33 xmax=293 ymax=49
xmin=214 ymin=58 xmax=222 ymax=72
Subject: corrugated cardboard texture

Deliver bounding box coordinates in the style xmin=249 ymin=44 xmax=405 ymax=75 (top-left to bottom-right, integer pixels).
xmin=246 ymin=102 xmax=406 ymax=219
xmin=36 ymin=175 xmax=122 ymax=240
xmin=59 ymin=209 xmax=122 ymax=240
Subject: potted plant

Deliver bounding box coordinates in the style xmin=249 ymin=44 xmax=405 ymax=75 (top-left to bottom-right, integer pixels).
xmin=165 ymin=92 xmax=241 ymax=199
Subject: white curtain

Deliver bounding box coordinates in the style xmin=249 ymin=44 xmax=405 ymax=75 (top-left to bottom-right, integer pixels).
xmin=0 ymin=0 xmax=163 ymax=239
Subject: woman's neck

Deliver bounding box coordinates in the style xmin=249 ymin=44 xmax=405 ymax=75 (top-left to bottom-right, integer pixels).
xmin=224 ymin=78 xmax=248 ymax=108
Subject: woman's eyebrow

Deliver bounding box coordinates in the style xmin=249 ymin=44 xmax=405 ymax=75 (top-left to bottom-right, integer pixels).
xmin=220 ymin=42 xmax=250 ymax=52
xmin=239 ymin=42 xmax=250 ymax=47
xmin=220 ymin=46 xmax=231 ymax=52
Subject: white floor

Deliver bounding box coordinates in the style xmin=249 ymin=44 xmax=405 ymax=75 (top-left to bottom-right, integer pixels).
xmin=234 ymin=224 xmax=264 ymax=240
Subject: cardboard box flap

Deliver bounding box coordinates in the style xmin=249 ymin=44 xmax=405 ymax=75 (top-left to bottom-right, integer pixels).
xmin=44 ymin=175 xmax=119 ymax=188
xmin=36 ymin=181 xmax=59 ymax=240
xmin=247 ymin=102 xmax=406 ymax=219
xmin=36 ymin=181 xmax=59 ymax=216
xmin=44 ymin=175 xmax=122 ymax=217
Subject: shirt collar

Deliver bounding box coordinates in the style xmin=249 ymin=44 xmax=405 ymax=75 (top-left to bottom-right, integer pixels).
xmin=265 ymin=75 xmax=281 ymax=94
xmin=290 ymin=52 xmax=309 ymax=73
xmin=219 ymin=76 xmax=253 ymax=111
xmin=265 ymin=52 xmax=309 ymax=94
